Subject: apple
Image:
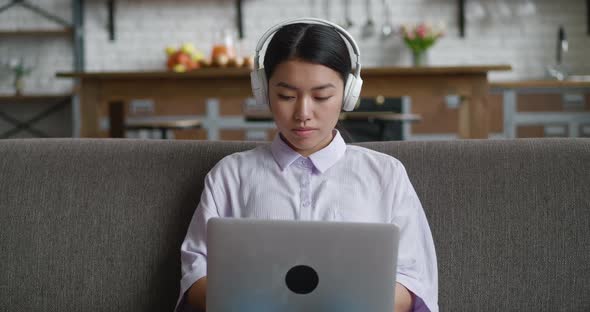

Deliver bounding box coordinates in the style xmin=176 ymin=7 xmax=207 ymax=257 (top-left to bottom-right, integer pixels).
xmin=243 ymin=56 xmax=254 ymax=69
xmin=198 ymin=58 xmax=212 ymax=68
xmin=165 ymin=46 xmax=177 ymax=56
xmin=213 ymin=54 xmax=229 ymax=67
xmin=173 ymin=63 xmax=187 ymax=73
xmin=192 ymin=51 xmax=205 ymax=62
xmin=227 ymin=56 xmax=244 ymax=68
xmin=181 ymin=43 xmax=196 ymax=55
xmin=175 ymin=52 xmax=191 ymax=65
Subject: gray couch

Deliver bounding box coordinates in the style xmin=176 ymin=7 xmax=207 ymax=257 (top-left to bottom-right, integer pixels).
xmin=1 ymin=138 xmax=589 ymax=311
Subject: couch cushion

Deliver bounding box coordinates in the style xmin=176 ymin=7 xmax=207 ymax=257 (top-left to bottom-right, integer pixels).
xmin=0 ymin=138 xmax=588 ymax=311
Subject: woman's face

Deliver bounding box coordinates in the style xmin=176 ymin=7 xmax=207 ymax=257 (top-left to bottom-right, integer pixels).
xmin=268 ymin=59 xmax=344 ymax=157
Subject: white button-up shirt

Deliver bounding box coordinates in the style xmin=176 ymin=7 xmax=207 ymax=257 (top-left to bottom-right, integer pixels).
xmin=177 ymin=131 xmax=438 ymax=312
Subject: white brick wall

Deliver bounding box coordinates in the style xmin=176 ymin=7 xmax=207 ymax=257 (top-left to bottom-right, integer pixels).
xmin=1 ymin=0 xmax=589 ymax=93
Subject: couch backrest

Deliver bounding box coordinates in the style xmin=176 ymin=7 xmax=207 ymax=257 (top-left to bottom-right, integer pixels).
xmin=0 ymin=138 xmax=588 ymax=311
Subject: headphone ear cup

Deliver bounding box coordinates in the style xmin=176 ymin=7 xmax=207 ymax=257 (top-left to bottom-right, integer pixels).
xmin=342 ymin=73 xmax=363 ymax=111
xmin=342 ymin=74 xmax=354 ymax=111
xmin=250 ymin=68 xmax=269 ymax=106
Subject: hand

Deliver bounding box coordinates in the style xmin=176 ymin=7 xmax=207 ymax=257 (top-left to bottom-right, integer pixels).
xmin=187 ymin=276 xmax=207 ymax=312
xmin=394 ymin=282 xmax=414 ymax=312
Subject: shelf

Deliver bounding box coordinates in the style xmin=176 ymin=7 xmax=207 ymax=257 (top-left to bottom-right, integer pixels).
xmin=57 ymin=65 xmax=513 ymax=80
xmin=0 ymin=94 xmax=73 ymax=105
xmin=0 ymin=28 xmax=73 ymax=37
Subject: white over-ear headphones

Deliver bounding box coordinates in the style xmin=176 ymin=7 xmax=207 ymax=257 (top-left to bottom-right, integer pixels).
xmin=250 ymin=17 xmax=363 ymax=112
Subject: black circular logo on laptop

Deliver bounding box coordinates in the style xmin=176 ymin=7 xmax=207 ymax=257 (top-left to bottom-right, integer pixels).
xmin=285 ymin=265 xmax=319 ymax=294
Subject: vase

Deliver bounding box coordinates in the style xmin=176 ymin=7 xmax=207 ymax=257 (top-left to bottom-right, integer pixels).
xmin=411 ymin=51 xmax=427 ymax=67
xmin=13 ymin=76 xmax=24 ymax=96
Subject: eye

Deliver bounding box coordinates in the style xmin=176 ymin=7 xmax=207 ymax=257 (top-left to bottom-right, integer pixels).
xmin=315 ymin=96 xmax=333 ymax=101
xmin=278 ymin=94 xmax=295 ymax=101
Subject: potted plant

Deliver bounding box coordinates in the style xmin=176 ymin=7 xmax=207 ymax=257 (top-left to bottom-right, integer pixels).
xmin=8 ymin=58 xmax=33 ymax=95
xmin=401 ymin=22 xmax=445 ymax=66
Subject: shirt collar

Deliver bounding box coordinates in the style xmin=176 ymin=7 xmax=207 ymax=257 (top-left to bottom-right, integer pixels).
xmin=270 ymin=130 xmax=346 ymax=173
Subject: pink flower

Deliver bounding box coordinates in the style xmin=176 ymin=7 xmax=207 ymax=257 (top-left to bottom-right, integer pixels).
xmin=416 ymin=24 xmax=427 ymax=39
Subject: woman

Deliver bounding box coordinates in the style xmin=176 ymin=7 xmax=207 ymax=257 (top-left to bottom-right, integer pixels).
xmin=176 ymin=18 xmax=438 ymax=312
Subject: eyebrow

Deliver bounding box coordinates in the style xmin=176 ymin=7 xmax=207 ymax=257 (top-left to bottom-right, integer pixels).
xmin=275 ymin=82 xmax=336 ymax=91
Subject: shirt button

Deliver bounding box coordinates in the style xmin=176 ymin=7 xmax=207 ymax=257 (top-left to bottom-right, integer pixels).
xmin=299 ymin=159 xmax=311 ymax=168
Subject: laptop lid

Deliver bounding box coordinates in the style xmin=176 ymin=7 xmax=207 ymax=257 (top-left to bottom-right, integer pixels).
xmin=207 ymin=218 xmax=400 ymax=312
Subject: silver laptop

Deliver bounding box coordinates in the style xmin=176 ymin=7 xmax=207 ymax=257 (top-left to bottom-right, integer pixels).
xmin=207 ymin=218 xmax=400 ymax=312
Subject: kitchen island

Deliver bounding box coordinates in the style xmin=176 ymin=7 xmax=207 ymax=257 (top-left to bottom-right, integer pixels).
xmin=58 ymin=65 xmax=511 ymax=139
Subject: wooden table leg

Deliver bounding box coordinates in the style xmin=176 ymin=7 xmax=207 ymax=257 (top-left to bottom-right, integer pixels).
xmin=459 ymin=77 xmax=490 ymax=139
xmin=109 ymin=100 xmax=125 ymax=138
xmin=79 ymin=80 xmax=101 ymax=137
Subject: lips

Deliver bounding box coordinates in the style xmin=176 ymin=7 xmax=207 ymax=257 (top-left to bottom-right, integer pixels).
xmin=292 ymin=128 xmax=317 ymax=138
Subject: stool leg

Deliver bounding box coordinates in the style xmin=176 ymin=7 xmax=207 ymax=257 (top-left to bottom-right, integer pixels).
xmin=109 ymin=101 xmax=125 ymax=138
xmin=379 ymin=121 xmax=387 ymax=141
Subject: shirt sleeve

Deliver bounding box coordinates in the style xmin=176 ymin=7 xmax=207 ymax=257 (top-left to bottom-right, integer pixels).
xmin=175 ymin=172 xmax=223 ymax=312
xmin=390 ymin=163 xmax=439 ymax=312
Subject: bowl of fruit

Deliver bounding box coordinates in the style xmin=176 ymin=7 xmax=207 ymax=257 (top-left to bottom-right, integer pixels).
xmin=165 ymin=43 xmax=205 ymax=72
xmin=165 ymin=41 xmax=253 ymax=72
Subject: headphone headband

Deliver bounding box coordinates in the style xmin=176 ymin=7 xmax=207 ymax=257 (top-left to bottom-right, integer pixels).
xmin=253 ymin=17 xmax=362 ymax=78
xmin=250 ymin=17 xmax=363 ymax=112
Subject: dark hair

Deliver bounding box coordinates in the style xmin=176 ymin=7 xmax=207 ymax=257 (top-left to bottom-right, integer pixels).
xmin=263 ymin=23 xmax=352 ymax=84
xmin=263 ymin=23 xmax=355 ymax=142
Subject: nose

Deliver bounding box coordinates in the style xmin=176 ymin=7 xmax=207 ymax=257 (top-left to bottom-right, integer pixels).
xmin=294 ymin=95 xmax=312 ymax=122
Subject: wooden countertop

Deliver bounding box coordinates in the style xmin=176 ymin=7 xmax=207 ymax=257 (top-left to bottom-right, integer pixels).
xmin=57 ymin=65 xmax=512 ymax=80
xmin=491 ymin=79 xmax=590 ymax=89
